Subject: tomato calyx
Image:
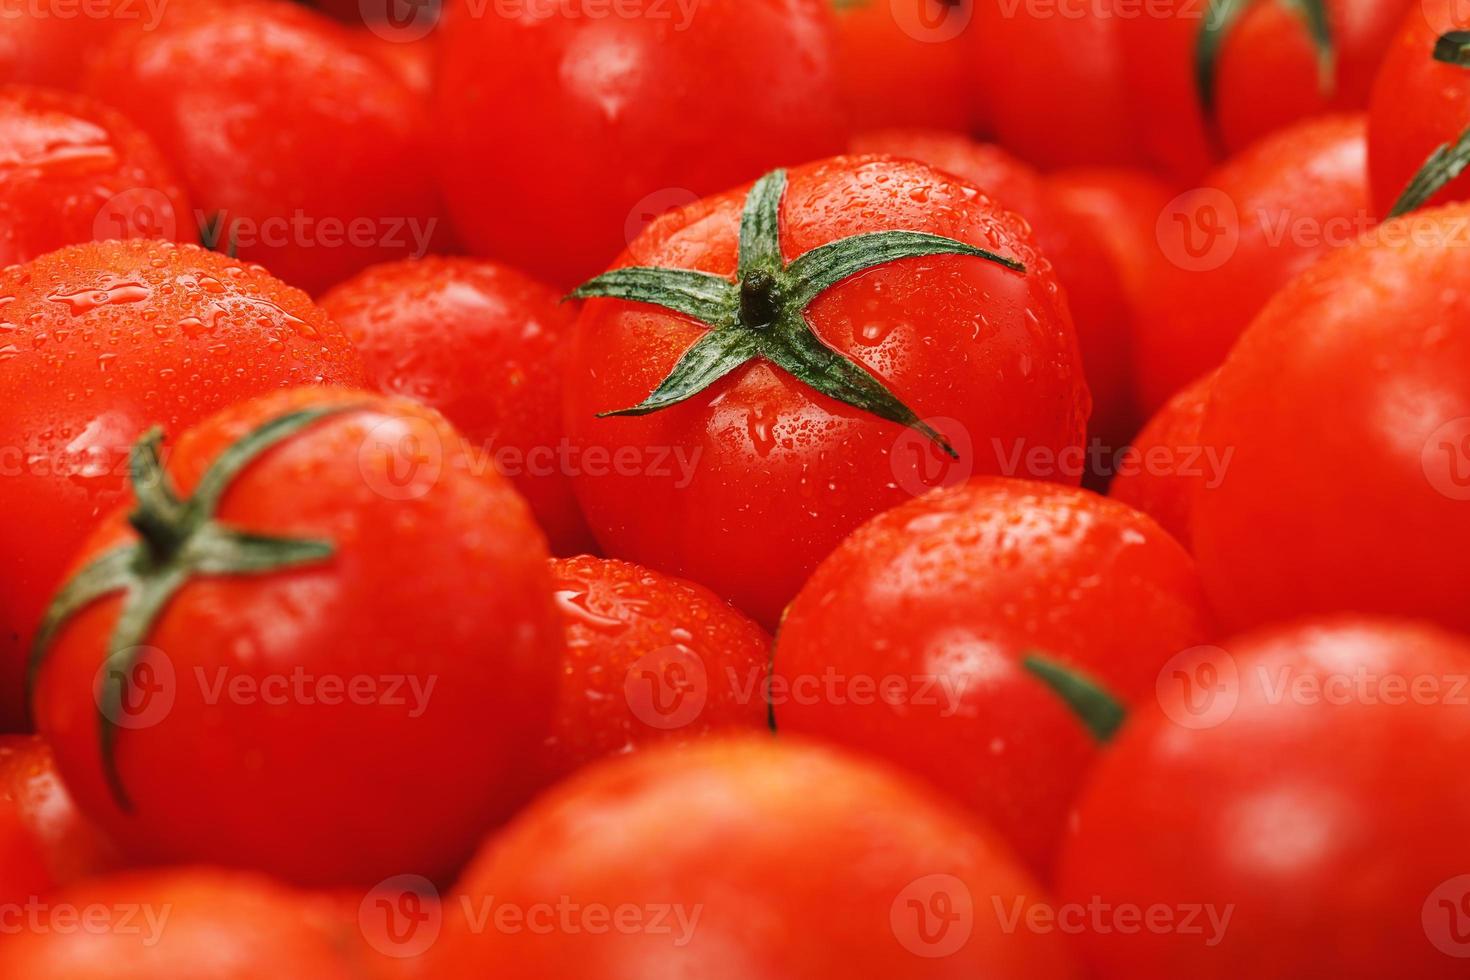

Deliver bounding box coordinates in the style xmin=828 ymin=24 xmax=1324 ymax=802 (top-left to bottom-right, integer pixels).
xmin=27 ymin=405 xmax=352 ymax=811
xmin=570 ymin=167 xmax=1027 ymax=459
xmin=1390 ymin=32 xmax=1470 ymax=217
xmin=1196 ymin=0 xmax=1335 ymax=127
xmin=1022 ymin=653 xmax=1125 ymax=743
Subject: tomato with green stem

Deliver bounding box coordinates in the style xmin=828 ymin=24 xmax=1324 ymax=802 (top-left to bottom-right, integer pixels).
xmin=30 ymin=388 xmax=561 ymax=886
xmin=565 ymin=157 xmax=1088 ymax=628
xmin=774 ymin=477 xmax=1212 ymax=879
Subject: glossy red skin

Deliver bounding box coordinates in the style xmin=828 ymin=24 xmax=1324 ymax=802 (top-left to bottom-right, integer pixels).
xmin=0 ymin=869 xmax=358 ymax=978
xmin=544 ymin=556 xmax=771 ymax=781
xmin=433 ymin=0 xmax=848 ymax=288
xmin=971 ymin=3 xmax=1141 ymax=169
xmin=83 ymin=2 xmax=446 ymax=295
xmin=567 ymin=156 xmax=1089 ymax=628
xmin=0 ymin=801 xmax=51 ymax=908
xmin=775 ymin=477 xmax=1212 ymax=879
xmin=435 ymin=739 xmax=1080 ymax=978
xmin=832 ymin=0 xmax=975 ymax=131
xmin=1109 ymin=372 xmax=1214 ymax=549
xmin=853 ymin=130 xmax=1136 ymax=453
xmin=1133 ymin=113 xmax=1370 ymax=414
xmin=352 ymin=27 xmax=435 ymax=99
xmin=0 ymin=735 xmax=120 ymax=885
xmin=1368 ymin=0 xmax=1470 ymax=216
xmin=0 ymin=86 xmax=193 ymax=266
xmin=319 ymin=257 xmax=595 ymax=555
xmin=1193 ymin=204 xmax=1470 ymax=635
xmin=0 ymin=240 xmax=364 ymax=733
xmin=1120 ymin=0 xmax=1411 ymax=181
xmin=32 ymin=388 xmax=562 ymax=887
xmin=1058 ymin=618 xmax=1470 ymax=978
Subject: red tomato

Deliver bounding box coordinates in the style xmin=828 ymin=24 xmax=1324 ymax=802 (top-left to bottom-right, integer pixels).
xmin=1192 ymin=204 xmax=1470 ymax=634
xmin=566 ymin=156 xmax=1088 ymax=628
xmin=432 ymin=0 xmax=847 ymax=288
xmin=0 ymin=735 xmax=120 ymax=885
xmin=0 ymin=801 xmax=51 ymax=909
xmin=0 ymin=869 xmax=357 ymax=978
xmin=1108 ymin=372 xmax=1215 ymax=549
xmin=831 ymin=0 xmax=975 ymax=131
xmin=1132 ymin=113 xmax=1369 ymax=414
xmin=774 ymin=477 xmax=1211 ymax=879
xmin=31 ymin=388 xmax=561 ymax=886
xmin=852 ymin=130 xmax=1137 ymax=453
xmin=318 ymin=256 xmax=595 ymax=555
xmin=971 ymin=1 xmax=1141 ymax=169
xmin=0 ymin=85 xmax=193 ymax=267
xmin=352 ymin=26 xmax=436 ymax=99
xmin=1120 ymin=0 xmax=1410 ymax=180
xmin=1367 ymin=0 xmax=1470 ymax=216
xmin=434 ymin=738 xmax=1080 ymax=977
xmin=1057 ymin=617 xmax=1470 ymax=978
xmin=0 ymin=240 xmax=364 ymax=733
xmin=83 ymin=1 xmax=446 ymax=295
xmin=544 ymin=555 xmax=770 ymax=781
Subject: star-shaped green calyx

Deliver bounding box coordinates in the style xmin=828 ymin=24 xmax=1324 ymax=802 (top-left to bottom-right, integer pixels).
xmin=1389 ymin=31 xmax=1470 ymax=218
xmin=570 ymin=168 xmax=1028 ymax=459
xmin=28 ymin=405 xmax=353 ymax=811
xmin=1197 ymin=0 xmax=1335 ymax=127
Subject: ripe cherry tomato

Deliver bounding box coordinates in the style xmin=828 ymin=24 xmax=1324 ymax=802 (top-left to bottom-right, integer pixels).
xmin=831 ymin=0 xmax=975 ymax=131
xmin=1109 ymin=372 xmax=1215 ymax=549
xmin=0 ymin=85 xmax=193 ymax=267
xmin=971 ymin=2 xmax=1141 ymax=169
xmin=0 ymin=869 xmax=357 ymax=978
xmin=319 ymin=256 xmax=595 ymax=555
xmin=0 ymin=240 xmax=364 ymax=733
xmin=1120 ymin=0 xmax=1410 ymax=180
xmin=544 ymin=555 xmax=770 ymax=781
xmin=566 ymin=156 xmax=1088 ymax=628
xmin=433 ymin=0 xmax=848 ymax=287
xmin=0 ymin=735 xmax=119 ymax=885
xmin=434 ymin=738 xmax=1080 ymax=977
xmin=774 ymin=477 xmax=1211 ymax=879
xmin=31 ymin=387 xmax=561 ymax=886
xmin=1057 ymin=617 xmax=1470 ymax=978
xmin=83 ymin=2 xmax=447 ymax=295
xmin=1133 ymin=113 xmax=1369 ymax=414
xmin=1193 ymin=204 xmax=1470 ymax=634
xmin=852 ymin=130 xmax=1136 ymax=452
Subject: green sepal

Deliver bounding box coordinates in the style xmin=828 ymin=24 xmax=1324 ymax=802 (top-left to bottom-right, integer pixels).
xmin=783 ymin=230 xmax=1023 ymax=312
xmin=1434 ymin=30 xmax=1470 ymax=66
xmin=1022 ymin=653 xmax=1126 ymax=743
xmin=567 ymin=268 xmax=738 ymax=327
xmin=1388 ymin=125 xmax=1470 ymax=218
xmin=1197 ymin=0 xmax=1335 ymax=122
xmin=739 ymin=169 xmax=787 ymax=279
xmin=598 ymin=328 xmax=760 ymax=417
xmin=26 ymin=547 xmax=139 ymax=707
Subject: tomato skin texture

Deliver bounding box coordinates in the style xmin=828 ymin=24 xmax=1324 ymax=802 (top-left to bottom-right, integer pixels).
xmin=544 ymin=556 xmax=770 ymax=781
xmin=1057 ymin=618 xmax=1470 ymax=978
xmin=853 ymin=130 xmax=1137 ymax=451
xmin=1192 ymin=204 xmax=1470 ymax=635
xmin=0 ymin=869 xmax=358 ymax=978
xmin=0 ymin=735 xmax=120 ymax=885
xmin=432 ymin=0 xmax=848 ymax=288
xmin=0 ymin=240 xmax=364 ymax=733
xmin=1368 ymin=0 xmax=1470 ymax=216
xmin=0 ymin=801 xmax=51 ymax=909
xmin=566 ymin=156 xmax=1089 ymax=628
xmin=1109 ymin=372 xmax=1214 ymax=549
xmin=774 ymin=477 xmax=1212 ymax=879
xmin=0 ymin=86 xmax=194 ymax=266
xmin=32 ymin=388 xmax=561 ymax=887
xmin=831 ymin=0 xmax=975 ymax=131
xmin=319 ymin=256 xmax=595 ymax=555
xmin=83 ymin=2 xmax=446 ymax=295
xmin=435 ymin=738 xmax=1080 ymax=978
xmin=1133 ymin=113 xmax=1369 ymax=414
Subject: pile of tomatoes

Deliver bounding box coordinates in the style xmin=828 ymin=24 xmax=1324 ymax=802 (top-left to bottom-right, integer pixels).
xmin=0 ymin=0 xmax=1467 ymax=976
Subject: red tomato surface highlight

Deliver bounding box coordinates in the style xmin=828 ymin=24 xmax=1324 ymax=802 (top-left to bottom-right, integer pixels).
xmin=831 ymin=0 xmax=976 ymax=131
xmin=0 ymin=735 xmax=119 ymax=885
xmin=319 ymin=256 xmax=595 ymax=555
xmin=566 ymin=155 xmax=1089 ymax=628
xmin=1109 ymin=372 xmax=1216 ymax=549
xmin=432 ymin=0 xmax=848 ymax=287
xmin=1058 ymin=617 xmax=1470 ymax=978
xmin=775 ymin=477 xmax=1212 ymax=879
xmin=0 ymin=240 xmax=364 ymax=733
xmin=31 ymin=388 xmax=562 ymax=887
xmin=434 ymin=738 xmax=1080 ymax=978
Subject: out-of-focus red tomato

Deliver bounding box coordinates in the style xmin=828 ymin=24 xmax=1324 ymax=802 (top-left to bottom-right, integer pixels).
xmin=1109 ymin=372 xmax=1216 ymax=549
xmin=831 ymin=0 xmax=975 ymax=131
